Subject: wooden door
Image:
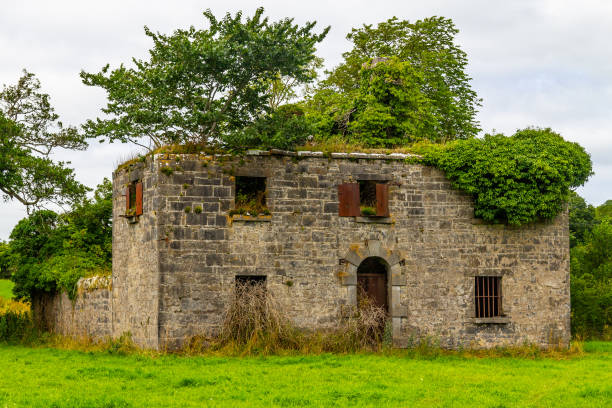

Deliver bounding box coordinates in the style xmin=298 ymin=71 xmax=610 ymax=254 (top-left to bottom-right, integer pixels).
xmin=357 ymin=273 xmax=388 ymax=311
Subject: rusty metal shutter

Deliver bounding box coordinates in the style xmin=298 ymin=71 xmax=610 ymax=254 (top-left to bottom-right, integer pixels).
xmin=338 ymin=183 xmax=360 ymax=217
xmin=135 ymin=182 xmax=143 ymax=216
xmin=376 ymin=183 xmax=389 ymax=217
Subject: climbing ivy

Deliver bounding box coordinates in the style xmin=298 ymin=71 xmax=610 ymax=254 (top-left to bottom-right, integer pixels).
xmin=422 ymin=128 xmax=592 ymax=225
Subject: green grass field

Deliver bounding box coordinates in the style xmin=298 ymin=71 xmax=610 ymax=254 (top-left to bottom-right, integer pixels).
xmin=1 ymin=343 xmax=611 ymax=407
xmin=0 ymin=279 xmax=14 ymax=300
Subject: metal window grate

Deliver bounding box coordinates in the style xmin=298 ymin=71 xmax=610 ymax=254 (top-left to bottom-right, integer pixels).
xmin=474 ymin=276 xmax=502 ymax=318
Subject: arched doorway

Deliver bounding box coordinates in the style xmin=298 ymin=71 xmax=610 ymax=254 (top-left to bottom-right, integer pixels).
xmin=356 ymin=257 xmax=389 ymax=313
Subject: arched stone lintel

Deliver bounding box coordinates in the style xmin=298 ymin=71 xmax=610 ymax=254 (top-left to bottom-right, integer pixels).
xmin=343 ymin=240 xmax=401 ymax=267
xmin=341 ymin=240 xmax=406 ymax=287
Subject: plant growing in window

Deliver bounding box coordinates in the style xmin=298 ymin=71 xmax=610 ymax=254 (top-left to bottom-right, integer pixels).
xmin=338 ymin=181 xmax=389 ymax=217
xmin=230 ymin=176 xmax=269 ymax=216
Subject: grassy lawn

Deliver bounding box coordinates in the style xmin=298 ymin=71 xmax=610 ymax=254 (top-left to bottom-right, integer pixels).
xmin=0 ymin=279 xmax=14 ymax=300
xmin=0 ymin=343 xmax=611 ymax=407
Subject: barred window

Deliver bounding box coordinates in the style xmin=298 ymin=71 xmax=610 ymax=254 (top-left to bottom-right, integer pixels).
xmin=474 ymin=276 xmax=502 ymax=318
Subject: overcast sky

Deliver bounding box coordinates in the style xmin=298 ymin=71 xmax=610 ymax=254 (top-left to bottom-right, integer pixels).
xmin=1 ymin=0 xmax=611 ymax=240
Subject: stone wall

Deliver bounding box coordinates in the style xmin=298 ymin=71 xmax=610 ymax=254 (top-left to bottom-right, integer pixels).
xmin=110 ymin=151 xmax=570 ymax=349
xmin=112 ymin=159 xmax=161 ymax=348
xmin=32 ymin=276 xmax=112 ymax=340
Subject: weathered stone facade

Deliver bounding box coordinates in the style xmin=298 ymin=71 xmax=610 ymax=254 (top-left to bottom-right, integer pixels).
xmin=32 ymin=276 xmax=112 ymax=340
xmin=38 ymin=150 xmax=571 ymax=349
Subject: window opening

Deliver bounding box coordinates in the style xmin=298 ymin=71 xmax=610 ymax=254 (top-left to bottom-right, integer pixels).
xmin=235 ymin=275 xmax=267 ymax=287
xmin=231 ymin=176 xmax=269 ymax=216
xmin=474 ymin=276 xmax=502 ymax=318
xmin=338 ymin=181 xmax=389 ymax=217
xmin=125 ymin=180 xmax=143 ymax=216
xmin=359 ymin=181 xmax=377 ymax=216
xmin=234 ymin=276 xmax=267 ymax=310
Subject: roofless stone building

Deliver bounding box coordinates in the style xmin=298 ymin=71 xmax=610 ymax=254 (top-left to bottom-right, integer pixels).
xmin=35 ymin=149 xmax=571 ymax=349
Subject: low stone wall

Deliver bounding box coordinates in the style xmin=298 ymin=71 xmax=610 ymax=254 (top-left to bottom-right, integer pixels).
xmin=32 ymin=276 xmax=113 ymax=340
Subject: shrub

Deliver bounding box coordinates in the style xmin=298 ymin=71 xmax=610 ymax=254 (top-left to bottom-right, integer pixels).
xmin=106 ymin=332 xmax=138 ymax=355
xmin=223 ymin=104 xmax=314 ymax=150
xmin=160 ymin=166 xmax=174 ymax=176
xmin=423 ymin=128 xmax=592 ymax=225
xmin=0 ymin=307 xmax=39 ymax=344
xmin=322 ymin=297 xmax=388 ymax=353
xmin=192 ymin=281 xmax=388 ymax=355
xmin=360 ymin=206 xmax=377 ymax=217
xmin=214 ymin=281 xmax=295 ymax=353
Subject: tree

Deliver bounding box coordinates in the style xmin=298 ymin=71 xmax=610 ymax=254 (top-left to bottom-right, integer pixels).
xmin=568 ymin=192 xmax=599 ymax=248
xmin=571 ymin=220 xmax=612 ymax=338
xmin=307 ymin=16 xmax=480 ymax=143
xmin=0 ymin=71 xmax=88 ymax=210
xmin=0 ymin=241 xmax=11 ymax=279
xmin=81 ymin=8 xmax=329 ymax=150
xmin=9 ymin=179 xmax=112 ymax=300
xmin=347 ymin=57 xmax=440 ymax=146
xmin=596 ymin=200 xmax=612 ymax=220
xmin=267 ymin=57 xmax=324 ymax=110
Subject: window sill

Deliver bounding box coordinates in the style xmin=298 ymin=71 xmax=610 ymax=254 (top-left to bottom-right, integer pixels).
xmin=471 ymin=316 xmax=510 ymax=324
xmin=231 ymin=215 xmax=272 ymax=222
xmin=354 ymin=216 xmax=394 ymax=224
xmin=119 ymin=214 xmax=139 ymax=224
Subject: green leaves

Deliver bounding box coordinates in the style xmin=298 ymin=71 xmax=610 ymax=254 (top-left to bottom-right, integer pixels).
xmin=424 ymin=128 xmax=593 ymax=225
xmin=348 ymin=58 xmax=439 ymax=146
xmin=81 ymin=8 xmax=328 ymax=150
xmin=571 ymin=219 xmax=612 ymax=338
xmin=8 ymin=180 xmax=112 ymax=300
xmin=224 ymin=104 xmax=314 ymax=150
xmin=0 ymin=72 xmax=89 ymax=210
xmin=308 ymin=16 xmax=480 ymax=144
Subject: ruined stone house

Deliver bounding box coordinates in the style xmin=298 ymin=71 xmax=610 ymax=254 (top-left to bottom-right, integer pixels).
xmin=36 ymin=149 xmax=571 ymax=349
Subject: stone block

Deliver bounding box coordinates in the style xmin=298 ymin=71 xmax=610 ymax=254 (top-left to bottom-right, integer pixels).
xmin=390 ymin=265 xmax=406 ymax=286
xmin=344 ymin=250 xmax=363 ymax=267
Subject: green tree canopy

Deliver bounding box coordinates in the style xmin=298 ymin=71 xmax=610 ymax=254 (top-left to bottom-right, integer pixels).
xmin=0 ymin=71 xmax=88 ymax=210
xmin=347 ymin=57 xmax=440 ymax=146
xmin=596 ymin=200 xmax=612 ymax=220
xmin=9 ymin=180 xmax=112 ymax=300
xmin=0 ymin=241 xmax=10 ymax=279
xmin=306 ymin=16 xmax=480 ymax=144
xmin=571 ymin=219 xmax=612 ymax=338
xmin=81 ymin=8 xmax=328 ymax=150
xmin=569 ymin=192 xmax=599 ymax=248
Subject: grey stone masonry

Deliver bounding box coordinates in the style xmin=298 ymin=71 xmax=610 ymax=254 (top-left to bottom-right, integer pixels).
xmin=32 ymin=276 xmax=112 ymax=340
xmin=37 ymin=150 xmax=571 ymax=350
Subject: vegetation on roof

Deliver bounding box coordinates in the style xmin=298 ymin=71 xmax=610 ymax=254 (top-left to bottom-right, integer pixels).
xmin=423 ymin=128 xmax=592 ymax=226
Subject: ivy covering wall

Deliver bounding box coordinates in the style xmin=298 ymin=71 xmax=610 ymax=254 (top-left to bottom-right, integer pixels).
xmin=421 ymin=128 xmax=592 ymax=226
